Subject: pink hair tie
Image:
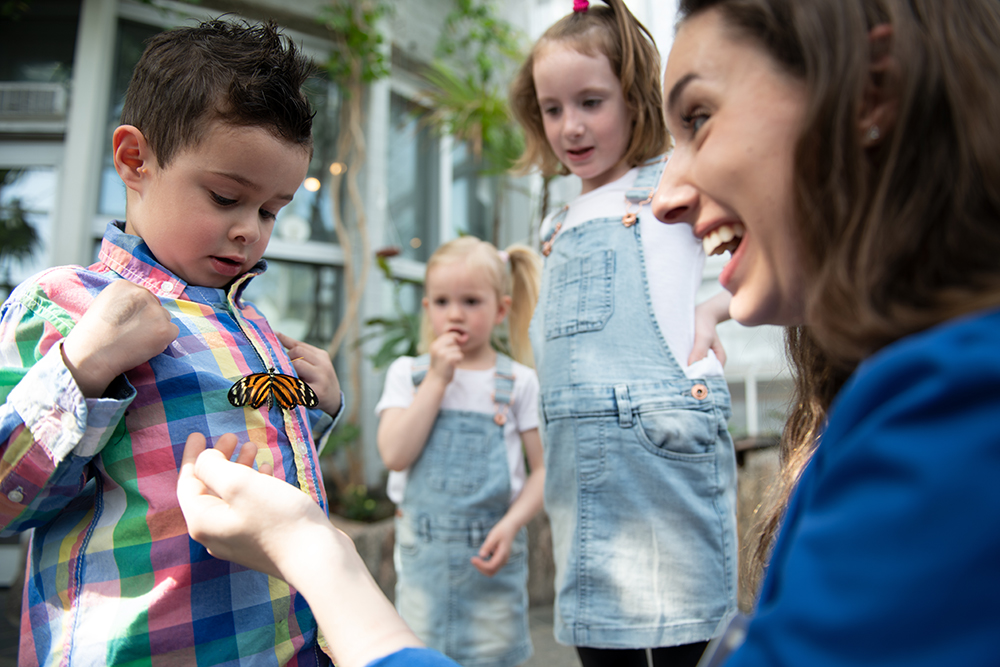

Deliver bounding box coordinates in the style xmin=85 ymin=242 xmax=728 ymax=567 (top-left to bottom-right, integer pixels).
xmin=573 ymin=0 xmax=588 ymax=12
xmin=497 ymin=250 xmax=510 ymax=264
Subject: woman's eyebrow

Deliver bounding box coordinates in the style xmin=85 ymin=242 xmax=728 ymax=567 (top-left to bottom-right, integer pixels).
xmin=667 ymin=73 xmax=699 ymax=115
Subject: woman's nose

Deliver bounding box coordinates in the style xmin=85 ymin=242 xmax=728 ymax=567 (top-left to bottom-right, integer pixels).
xmin=652 ymin=157 xmax=698 ymax=226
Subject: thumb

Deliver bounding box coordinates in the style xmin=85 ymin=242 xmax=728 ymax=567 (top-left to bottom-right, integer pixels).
xmin=688 ymin=337 xmax=710 ymax=366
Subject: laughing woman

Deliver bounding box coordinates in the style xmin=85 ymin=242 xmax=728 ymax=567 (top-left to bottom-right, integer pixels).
xmin=177 ymin=1 xmax=1000 ymax=665
xmin=654 ymin=0 xmax=1000 ymax=665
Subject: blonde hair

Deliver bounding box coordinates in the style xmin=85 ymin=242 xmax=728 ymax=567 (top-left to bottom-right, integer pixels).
xmin=419 ymin=237 xmax=542 ymax=367
xmin=509 ymin=0 xmax=669 ymax=177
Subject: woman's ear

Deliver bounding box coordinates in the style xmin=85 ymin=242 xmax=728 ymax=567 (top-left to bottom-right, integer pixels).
xmin=859 ymin=24 xmax=899 ymax=147
xmin=112 ymin=125 xmax=154 ymax=192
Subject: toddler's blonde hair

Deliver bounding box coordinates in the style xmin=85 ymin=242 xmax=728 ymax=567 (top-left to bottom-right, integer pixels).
xmin=419 ymin=237 xmax=542 ymax=368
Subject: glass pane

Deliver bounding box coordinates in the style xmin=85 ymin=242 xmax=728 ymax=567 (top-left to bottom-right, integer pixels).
xmin=99 ymin=19 xmax=163 ymax=217
xmin=0 ymin=167 xmax=56 ymax=295
xmin=387 ymin=93 xmax=440 ymax=262
xmin=451 ymin=140 xmax=495 ymax=241
xmin=275 ymin=77 xmax=343 ymax=245
xmin=241 ymin=260 xmax=343 ymax=351
xmin=0 ymin=0 xmax=79 ymax=83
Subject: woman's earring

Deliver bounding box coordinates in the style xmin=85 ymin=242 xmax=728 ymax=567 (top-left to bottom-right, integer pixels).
xmin=866 ymin=125 xmax=881 ymax=142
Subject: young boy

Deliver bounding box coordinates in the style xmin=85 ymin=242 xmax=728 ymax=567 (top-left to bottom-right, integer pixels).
xmin=0 ymin=19 xmax=341 ymax=666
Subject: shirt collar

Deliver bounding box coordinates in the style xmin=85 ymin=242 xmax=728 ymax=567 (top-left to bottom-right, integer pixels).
xmin=99 ymin=220 xmax=267 ymax=302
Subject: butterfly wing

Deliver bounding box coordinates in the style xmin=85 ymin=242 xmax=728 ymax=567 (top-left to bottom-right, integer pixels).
xmin=228 ymin=372 xmax=274 ymax=409
xmin=228 ymin=370 xmax=319 ymax=410
xmin=269 ymin=372 xmax=320 ymax=410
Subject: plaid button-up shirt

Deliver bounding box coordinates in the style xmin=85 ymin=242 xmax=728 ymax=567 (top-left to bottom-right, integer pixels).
xmin=0 ymin=222 xmax=336 ymax=666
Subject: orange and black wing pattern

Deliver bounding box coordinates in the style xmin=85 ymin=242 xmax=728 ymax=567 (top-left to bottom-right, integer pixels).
xmin=228 ymin=368 xmax=319 ymax=410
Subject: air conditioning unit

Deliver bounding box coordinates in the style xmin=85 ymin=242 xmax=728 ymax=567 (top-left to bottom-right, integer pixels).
xmin=0 ymin=82 xmax=68 ymax=118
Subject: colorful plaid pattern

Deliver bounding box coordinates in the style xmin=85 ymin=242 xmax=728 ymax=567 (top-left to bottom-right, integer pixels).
xmin=0 ymin=222 xmax=335 ymax=666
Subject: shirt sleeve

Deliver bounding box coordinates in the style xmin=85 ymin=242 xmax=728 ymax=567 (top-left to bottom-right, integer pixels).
xmin=727 ymin=320 xmax=1000 ymax=667
xmin=365 ymin=647 xmax=461 ymax=667
xmin=374 ymin=357 xmax=415 ymax=416
xmin=0 ymin=290 xmax=133 ymax=534
xmin=512 ymin=365 xmax=539 ymax=433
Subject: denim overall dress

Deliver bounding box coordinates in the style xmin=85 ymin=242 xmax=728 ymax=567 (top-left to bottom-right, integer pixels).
xmin=532 ymin=159 xmax=738 ymax=648
xmin=394 ymin=353 xmax=533 ymax=667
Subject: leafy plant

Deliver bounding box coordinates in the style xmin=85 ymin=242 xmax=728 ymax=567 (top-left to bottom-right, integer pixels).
xmin=361 ymin=251 xmax=423 ymax=371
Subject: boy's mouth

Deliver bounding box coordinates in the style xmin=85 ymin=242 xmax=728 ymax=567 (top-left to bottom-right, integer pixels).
xmin=702 ymin=222 xmax=745 ymax=256
xmin=211 ymin=255 xmax=246 ymax=276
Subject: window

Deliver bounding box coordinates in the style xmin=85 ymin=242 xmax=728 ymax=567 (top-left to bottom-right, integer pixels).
xmin=387 ymin=92 xmax=440 ymax=261
xmin=0 ymin=166 xmax=57 ymax=294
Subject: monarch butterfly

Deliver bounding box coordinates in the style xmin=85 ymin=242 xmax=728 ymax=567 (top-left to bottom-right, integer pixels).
xmin=228 ymin=368 xmax=319 ymax=410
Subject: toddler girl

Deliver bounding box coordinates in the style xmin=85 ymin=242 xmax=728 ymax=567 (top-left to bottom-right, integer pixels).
xmin=375 ymin=237 xmax=544 ymax=667
xmin=509 ymin=1 xmax=737 ymax=665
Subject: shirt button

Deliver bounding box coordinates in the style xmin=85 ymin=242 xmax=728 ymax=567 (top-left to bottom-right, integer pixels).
xmin=7 ymin=488 xmax=23 ymax=503
xmin=691 ymin=384 xmax=709 ymax=400
xmin=161 ymin=281 xmax=174 ymax=292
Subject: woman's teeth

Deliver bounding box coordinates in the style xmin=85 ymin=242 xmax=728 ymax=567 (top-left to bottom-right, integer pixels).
xmin=703 ymin=222 xmax=746 ymax=256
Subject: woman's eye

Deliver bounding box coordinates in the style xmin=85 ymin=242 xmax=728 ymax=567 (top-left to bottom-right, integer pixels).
xmin=542 ymin=105 xmax=560 ymax=117
xmin=211 ymin=192 xmax=237 ymax=206
xmin=681 ymin=109 xmax=710 ymax=136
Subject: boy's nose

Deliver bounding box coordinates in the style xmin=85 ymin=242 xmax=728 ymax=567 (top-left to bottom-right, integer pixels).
xmin=653 ymin=158 xmax=698 ymax=226
xmin=230 ymin=213 xmax=262 ymax=245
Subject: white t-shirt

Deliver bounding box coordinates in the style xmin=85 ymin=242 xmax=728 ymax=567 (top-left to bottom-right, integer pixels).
xmin=375 ymin=356 xmax=540 ymax=504
xmin=541 ymin=166 xmax=725 ymax=379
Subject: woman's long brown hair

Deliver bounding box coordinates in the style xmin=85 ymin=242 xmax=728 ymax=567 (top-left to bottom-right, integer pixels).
xmin=677 ymin=0 xmax=1000 ymax=604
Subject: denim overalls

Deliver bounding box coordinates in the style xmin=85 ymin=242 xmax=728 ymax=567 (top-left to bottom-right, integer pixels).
xmin=394 ymin=354 xmax=533 ymax=667
xmin=532 ymin=159 xmax=738 ymax=649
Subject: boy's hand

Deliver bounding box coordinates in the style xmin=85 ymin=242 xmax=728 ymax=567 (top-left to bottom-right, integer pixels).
xmin=276 ymin=332 xmax=341 ymax=415
xmin=428 ymin=332 xmax=463 ymax=385
xmin=62 ymin=280 xmax=179 ymax=397
xmin=470 ymin=520 xmax=518 ymax=577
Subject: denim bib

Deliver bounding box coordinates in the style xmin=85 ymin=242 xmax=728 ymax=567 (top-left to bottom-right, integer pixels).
xmin=531 ymin=158 xmax=739 ymax=648
xmin=393 ymin=354 xmax=532 ymax=667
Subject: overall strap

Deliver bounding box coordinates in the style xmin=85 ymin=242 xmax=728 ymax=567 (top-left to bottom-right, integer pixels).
xmin=541 ymin=206 xmax=569 ymax=257
xmin=493 ymin=353 xmax=514 ymax=426
xmin=411 ymin=354 xmax=431 ymax=386
xmin=622 ymin=155 xmax=667 ymax=227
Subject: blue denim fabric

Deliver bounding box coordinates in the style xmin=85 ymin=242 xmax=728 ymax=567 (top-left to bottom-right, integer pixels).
xmin=531 ymin=161 xmax=738 ymax=649
xmin=394 ymin=355 xmax=532 ymax=667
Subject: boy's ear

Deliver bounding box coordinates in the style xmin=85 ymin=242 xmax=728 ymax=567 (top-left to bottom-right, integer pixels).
xmin=113 ymin=125 xmax=154 ymax=192
xmin=858 ymin=24 xmax=899 ymax=146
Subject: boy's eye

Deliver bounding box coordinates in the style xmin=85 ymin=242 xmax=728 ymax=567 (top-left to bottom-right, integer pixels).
xmin=259 ymin=208 xmax=277 ymax=222
xmin=211 ymin=192 xmax=237 ymax=206
xmin=465 ymin=297 xmax=480 ymax=306
xmin=582 ymin=98 xmax=602 ymax=109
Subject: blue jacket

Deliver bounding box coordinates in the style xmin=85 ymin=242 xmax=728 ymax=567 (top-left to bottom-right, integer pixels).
xmin=728 ymin=307 xmax=1000 ymax=666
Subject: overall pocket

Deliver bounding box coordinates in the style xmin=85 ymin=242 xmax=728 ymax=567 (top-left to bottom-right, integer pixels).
xmin=544 ymin=249 xmax=615 ymax=340
xmin=424 ymin=422 xmax=491 ymax=495
xmin=633 ymin=405 xmax=720 ymax=461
